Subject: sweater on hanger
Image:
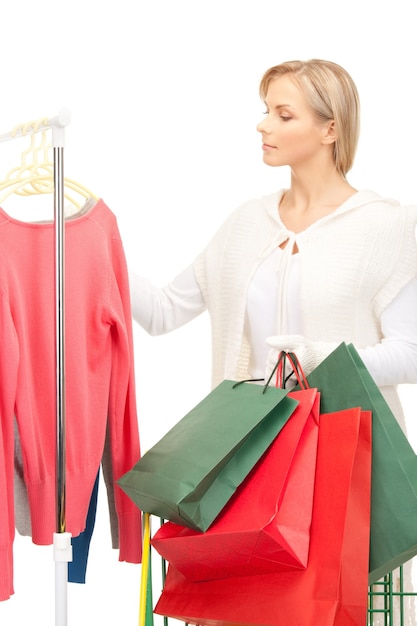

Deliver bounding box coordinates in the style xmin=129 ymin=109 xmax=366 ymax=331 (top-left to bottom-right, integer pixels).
xmin=193 ymin=189 xmax=417 ymax=419
xmin=0 ymin=199 xmax=142 ymax=601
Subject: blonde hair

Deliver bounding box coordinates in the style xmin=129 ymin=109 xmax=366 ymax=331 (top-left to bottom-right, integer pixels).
xmin=259 ymin=59 xmax=360 ymax=176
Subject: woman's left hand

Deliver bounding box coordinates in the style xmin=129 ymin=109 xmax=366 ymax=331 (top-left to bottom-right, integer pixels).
xmin=265 ymin=334 xmax=336 ymax=382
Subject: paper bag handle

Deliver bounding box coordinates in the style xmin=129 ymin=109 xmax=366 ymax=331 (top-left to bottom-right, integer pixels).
xmin=263 ymin=351 xmax=309 ymax=392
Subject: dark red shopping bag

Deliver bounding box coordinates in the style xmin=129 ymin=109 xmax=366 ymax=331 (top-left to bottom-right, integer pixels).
xmin=154 ymin=407 xmax=372 ymax=626
xmin=151 ymin=388 xmax=320 ymax=581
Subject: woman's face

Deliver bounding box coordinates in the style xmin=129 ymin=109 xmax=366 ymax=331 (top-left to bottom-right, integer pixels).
xmin=257 ymin=75 xmax=332 ymax=169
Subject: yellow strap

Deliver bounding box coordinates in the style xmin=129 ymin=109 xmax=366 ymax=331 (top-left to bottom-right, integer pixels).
xmin=139 ymin=513 xmax=151 ymax=626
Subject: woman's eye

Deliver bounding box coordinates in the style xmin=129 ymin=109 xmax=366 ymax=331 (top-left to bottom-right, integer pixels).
xmin=280 ymin=116 xmax=291 ymax=121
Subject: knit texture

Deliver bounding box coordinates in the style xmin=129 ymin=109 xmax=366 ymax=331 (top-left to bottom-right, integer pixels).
xmin=0 ymin=199 xmax=142 ymax=601
xmin=194 ymin=189 xmax=417 ymax=415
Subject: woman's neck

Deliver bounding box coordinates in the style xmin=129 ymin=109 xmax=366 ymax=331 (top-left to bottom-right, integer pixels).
xmin=279 ymin=173 xmax=357 ymax=233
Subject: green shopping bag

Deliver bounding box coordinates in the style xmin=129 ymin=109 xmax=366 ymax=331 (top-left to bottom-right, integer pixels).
xmin=118 ymin=379 xmax=298 ymax=532
xmin=304 ymin=342 xmax=417 ymax=584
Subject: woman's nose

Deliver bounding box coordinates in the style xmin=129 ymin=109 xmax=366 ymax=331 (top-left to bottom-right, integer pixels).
xmin=256 ymin=117 xmax=268 ymax=133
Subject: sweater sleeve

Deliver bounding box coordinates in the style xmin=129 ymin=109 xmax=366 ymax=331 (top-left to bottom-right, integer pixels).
xmin=358 ymin=278 xmax=417 ymax=386
xmin=106 ymin=230 xmax=142 ymax=564
xmin=129 ymin=264 xmax=206 ymax=335
xmin=0 ymin=288 xmax=19 ymax=600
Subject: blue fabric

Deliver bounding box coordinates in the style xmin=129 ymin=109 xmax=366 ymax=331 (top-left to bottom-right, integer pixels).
xmin=68 ymin=470 xmax=99 ymax=584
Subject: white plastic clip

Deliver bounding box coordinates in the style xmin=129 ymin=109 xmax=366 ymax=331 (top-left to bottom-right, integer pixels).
xmin=53 ymin=531 xmax=73 ymax=563
xmin=50 ymin=108 xmax=72 ymax=148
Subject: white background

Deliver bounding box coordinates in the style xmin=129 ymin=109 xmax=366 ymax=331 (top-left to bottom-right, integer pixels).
xmin=1 ymin=1 xmax=417 ymax=624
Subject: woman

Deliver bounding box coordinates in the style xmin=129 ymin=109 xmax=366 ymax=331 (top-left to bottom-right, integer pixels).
xmin=130 ymin=59 xmax=417 ymax=623
xmin=131 ymin=59 xmax=417 ymax=417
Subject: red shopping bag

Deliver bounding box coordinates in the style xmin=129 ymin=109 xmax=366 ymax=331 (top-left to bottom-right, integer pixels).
xmin=154 ymin=408 xmax=372 ymax=626
xmin=151 ymin=388 xmax=320 ymax=581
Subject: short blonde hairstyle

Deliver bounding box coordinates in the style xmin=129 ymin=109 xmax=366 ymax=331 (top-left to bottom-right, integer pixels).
xmin=259 ymin=59 xmax=360 ymax=176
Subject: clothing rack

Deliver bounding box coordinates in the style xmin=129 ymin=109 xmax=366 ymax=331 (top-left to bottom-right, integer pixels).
xmin=0 ymin=109 xmax=72 ymax=626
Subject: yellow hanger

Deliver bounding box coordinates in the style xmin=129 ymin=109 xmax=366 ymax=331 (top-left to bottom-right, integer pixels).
xmin=0 ymin=116 xmax=98 ymax=210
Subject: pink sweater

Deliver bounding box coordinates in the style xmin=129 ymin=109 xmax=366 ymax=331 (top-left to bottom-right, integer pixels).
xmin=0 ymin=199 xmax=141 ymax=601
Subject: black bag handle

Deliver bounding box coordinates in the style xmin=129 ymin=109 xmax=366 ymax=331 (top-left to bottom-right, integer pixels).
xmin=232 ymin=350 xmax=309 ymax=394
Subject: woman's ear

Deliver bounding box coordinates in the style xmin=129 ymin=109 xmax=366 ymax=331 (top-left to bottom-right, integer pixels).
xmin=322 ymin=120 xmax=337 ymax=145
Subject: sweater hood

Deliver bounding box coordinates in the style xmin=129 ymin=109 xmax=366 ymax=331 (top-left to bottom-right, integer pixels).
xmin=261 ymin=189 xmax=401 ymax=225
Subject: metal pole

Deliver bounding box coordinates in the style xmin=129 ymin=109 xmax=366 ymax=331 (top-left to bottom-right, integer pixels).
xmin=54 ymin=144 xmax=66 ymax=534
xmin=52 ymin=119 xmax=72 ymax=626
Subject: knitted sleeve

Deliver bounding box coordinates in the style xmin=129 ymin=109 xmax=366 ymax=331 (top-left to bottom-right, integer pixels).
xmin=106 ymin=223 xmax=142 ymax=564
xmin=129 ymin=264 xmax=206 ymax=335
xmin=0 ymin=287 xmax=18 ymax=600
xmin=373 ymin=205 xmax=417 ymax=316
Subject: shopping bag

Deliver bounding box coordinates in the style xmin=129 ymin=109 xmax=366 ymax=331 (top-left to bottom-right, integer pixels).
xmin=151 ymin=387 xmax=320 ymax=581
xmin=154 ymin=407 xmax=372 ymax=626
xmin=304 ymin=342 xmax=417 ymax=584
xmin=118 ymin=380 xmax=298 ymax=531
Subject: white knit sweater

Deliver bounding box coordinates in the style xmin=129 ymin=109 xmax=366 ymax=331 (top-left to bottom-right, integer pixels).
xmin=193 ymin=189 xmax=417 ymax=418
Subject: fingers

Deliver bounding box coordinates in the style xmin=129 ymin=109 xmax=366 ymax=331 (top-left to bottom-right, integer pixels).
xmin=265 ymin=334 xmax=306 ymax=351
